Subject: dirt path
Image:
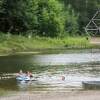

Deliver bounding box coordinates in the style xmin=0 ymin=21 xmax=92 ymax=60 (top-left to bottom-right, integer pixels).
xmin=0 ymin=91 xmax=100 ymax=100
xmin=90 ymin=37 xmax=100 ymax=45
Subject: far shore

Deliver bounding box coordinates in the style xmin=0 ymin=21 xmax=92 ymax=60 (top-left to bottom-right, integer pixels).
xmin=0 ymin=36 xmax=100 ymax=56
xmin=0 ymin=51 xmax=40 ymax=56
xmin=0 ymin=48 xmax=100 ymax=57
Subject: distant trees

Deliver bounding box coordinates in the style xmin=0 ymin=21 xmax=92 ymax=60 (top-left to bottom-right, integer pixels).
xmin=62 ymin=0 xmax=99 ymax=33
xmin=0 ymin=0 xmax=39 ymax=34
xmin=0 ymin=0 xmax=81 ymax=37
xmin=0 ymin=0 xmax=28 ymax=33
xmin=36 ymin=0 xmax=66 ymax=37
xmin=65 ymin=5 xmax=79 ymax=36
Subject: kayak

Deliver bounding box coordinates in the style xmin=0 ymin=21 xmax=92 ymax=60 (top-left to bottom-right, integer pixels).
xmin=82 ymin=81 xmax=100 ymax=89
xmin=82 ymin=81 xmax=100 ymax=86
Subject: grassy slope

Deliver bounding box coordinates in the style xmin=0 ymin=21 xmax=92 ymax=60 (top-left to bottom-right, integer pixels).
xmin=0 ymin=34 xmax=92 ymax=54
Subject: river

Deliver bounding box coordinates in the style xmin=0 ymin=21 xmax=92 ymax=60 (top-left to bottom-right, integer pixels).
xmin=0 ymin=49 xmax=100 ymax=93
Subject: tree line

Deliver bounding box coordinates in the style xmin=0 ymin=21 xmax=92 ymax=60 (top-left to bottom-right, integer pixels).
xmin=62 ymin=0 xmax=100 ymax=33
xmin=0 ymin=0 xmax=99 ymax=37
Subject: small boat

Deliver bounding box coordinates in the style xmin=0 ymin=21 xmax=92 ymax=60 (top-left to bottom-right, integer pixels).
xmin=82 ymin=81 xmax=100 ymax=89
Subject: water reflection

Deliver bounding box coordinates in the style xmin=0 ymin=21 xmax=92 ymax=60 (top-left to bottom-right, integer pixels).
xmin=0 ymin=52 xmax=100 ymax=73
xmin=0 ymin=79 xmax=18 ymax=91
xmin=34 ymin=53 xmax=100 ymax=65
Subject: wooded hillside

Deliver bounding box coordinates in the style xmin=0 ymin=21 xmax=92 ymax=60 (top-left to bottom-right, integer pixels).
xmin=0 ymin=0 xmax=99 ymax=37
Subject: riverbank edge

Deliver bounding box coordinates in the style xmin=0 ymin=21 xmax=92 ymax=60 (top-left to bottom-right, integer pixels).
xmin=0 ymin=35 xmax=100 ymax=56
xmin=1 ymin=90 xmax=100 ymax=100
xmin=0 ymin=47 xmax=100 ymax=56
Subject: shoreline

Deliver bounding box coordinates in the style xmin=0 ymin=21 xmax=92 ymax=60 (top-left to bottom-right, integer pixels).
xmin=0 ymin=36 xmax=100 ymax=56
xmin=0 ymin=48 xmax=100 ymax=57
xmin=1 ymin=90 xmax=100 ymax=100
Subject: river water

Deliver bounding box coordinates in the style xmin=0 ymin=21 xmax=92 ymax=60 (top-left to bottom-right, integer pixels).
xmin=0 ymin=49 xmax=100 ymax=92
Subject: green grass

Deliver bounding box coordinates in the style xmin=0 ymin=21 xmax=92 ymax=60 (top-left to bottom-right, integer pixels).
xmin=0 ymin=33 xmax=93 ymax=55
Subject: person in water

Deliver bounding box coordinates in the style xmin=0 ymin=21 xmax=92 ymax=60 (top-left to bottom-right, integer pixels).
xmin=19 ymin=70 xmax=23 ymax=74
xmin=61 ymin=76 xmax=65 ymax=81
xmin=17 ymin=70 xmax=33 ymax=78
xmin=16 ymin=70 xmax=23 ymax=76
xmin=26 ymin=71 xmax=33 ymax=78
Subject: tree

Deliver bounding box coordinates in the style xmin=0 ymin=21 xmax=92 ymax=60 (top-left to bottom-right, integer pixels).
xmin=36 ymin=0 xmax=65 ymax=37
xmin=0 ymin=0 xmax=38 ymax=34
xmin=65 ymin=5 xmax=79 ymax=35
xmin=61 ymin=0 xmax=99 ymax=33
xmin=0 ymin=0 xmax=66 ymax=37
xmin=0 ymin=0 xmax=80 ymax=37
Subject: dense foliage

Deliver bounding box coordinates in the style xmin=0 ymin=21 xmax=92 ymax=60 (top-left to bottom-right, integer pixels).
xmin=62 ymin=0 xmax=100 ymax=33
xmin=0 ymin=0 xmax=79 ymax=37
xmin=36 ymin=0 xmax=65 ymax=37
xmin=0 ymin=0 xmax=99 ymax=37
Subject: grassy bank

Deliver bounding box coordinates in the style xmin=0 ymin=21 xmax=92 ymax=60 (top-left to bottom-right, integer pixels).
xmin=0 ymin=34 xmax=93 ymax=54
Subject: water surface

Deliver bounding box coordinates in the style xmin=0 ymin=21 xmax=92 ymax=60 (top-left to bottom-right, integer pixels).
xmin=0 ymin=49 xmax=100 ymax=92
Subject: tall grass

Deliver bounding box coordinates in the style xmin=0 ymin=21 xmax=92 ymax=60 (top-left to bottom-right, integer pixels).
xmin=0 ymin=33 xmax=91 ymax=54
